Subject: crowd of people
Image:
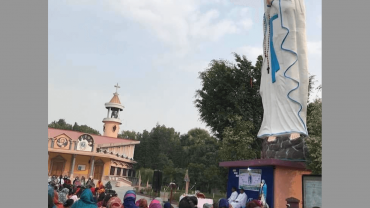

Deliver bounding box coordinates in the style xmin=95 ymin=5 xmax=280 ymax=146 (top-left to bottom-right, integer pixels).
xmin=48 ymin=176 xmax=264 ymax=208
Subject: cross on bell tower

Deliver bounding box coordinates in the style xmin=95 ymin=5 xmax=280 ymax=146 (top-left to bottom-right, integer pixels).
xmin=102 ymin=84 xmax=125 ymax=138
xmin=114 ymin=83 xmax=120 ymax=94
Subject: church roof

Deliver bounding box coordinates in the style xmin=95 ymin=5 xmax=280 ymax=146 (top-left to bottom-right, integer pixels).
xmin=109 ymin=93 xmax=121 ymax=104
xmin=48 ymin=128 xmax=137 ymax=145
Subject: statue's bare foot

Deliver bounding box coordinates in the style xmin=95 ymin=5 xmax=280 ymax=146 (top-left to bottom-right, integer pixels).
xmin=267 ymin=136 xmax=276 ymax=142
xmin=290 ymin=133 xmax=300 ymax=140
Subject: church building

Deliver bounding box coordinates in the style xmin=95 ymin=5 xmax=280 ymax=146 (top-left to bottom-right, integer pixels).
xmin=48 ymin=85 xmax=140 ymax=186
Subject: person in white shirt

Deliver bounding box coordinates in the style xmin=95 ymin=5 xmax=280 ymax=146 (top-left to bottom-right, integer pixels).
xmin=230 ymin=189 xmax=247 ymax=208
xmin=228 ymin=187 xmax=238 ymax=203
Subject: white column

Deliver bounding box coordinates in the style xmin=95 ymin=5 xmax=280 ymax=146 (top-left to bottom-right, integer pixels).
xmin=70 ymin=154 xmax=76 ymax=178
xmin=114 ymin=167 xmax=117 ymax=176
xmin=90 ymin=156 xmax=95 ymax=177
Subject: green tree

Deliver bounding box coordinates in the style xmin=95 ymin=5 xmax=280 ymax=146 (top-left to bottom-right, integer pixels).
xmin=118 ymin=130 xmax=138 ymax=140
xmin=219 ymin=115 xmax=259 ymax=161
xmin=48 ymin=119 xmax=101 ymax=135
xmin=194 ymin=54 xmax=263 ymax=141
xmin=48 ymin=119 xmax=73 ymax=130
xmin=306 ymin=98 xmax=322 ymax=174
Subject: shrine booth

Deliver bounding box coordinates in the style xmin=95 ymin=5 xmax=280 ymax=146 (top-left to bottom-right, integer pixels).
xmin=219 ymin=159 xmax=311 ymax=208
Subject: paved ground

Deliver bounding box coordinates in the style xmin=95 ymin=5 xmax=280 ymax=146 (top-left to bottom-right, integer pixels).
xmin=111 ymin=186 xmax=179 ymax=208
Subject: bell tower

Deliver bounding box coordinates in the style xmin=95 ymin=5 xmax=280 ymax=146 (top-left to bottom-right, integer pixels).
xmin=102 ymin=83 xmax=124 ymax=138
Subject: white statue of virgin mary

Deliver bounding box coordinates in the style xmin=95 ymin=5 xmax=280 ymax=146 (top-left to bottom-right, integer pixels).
xmin=258 ymin=0 xmax=309 ymax=142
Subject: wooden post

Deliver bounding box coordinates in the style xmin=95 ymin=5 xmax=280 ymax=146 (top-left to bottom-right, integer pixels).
xmin=184 ymin=169 xmax=190 ymax=195
xmin=138 ymin=170 xmax=142 ymax=192
xmin=185 ymin=182 xmax=189 ymax=195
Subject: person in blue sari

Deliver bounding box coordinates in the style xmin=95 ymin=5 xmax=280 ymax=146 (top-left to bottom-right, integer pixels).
xmin=49 ymin=184 xmax=57 ymax=208
xmin=71 ymin=189 xmax=97 ymax=208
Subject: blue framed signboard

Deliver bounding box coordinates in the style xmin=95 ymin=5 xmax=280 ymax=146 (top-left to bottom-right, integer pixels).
xmin=227 ymin=166 xmax=274 ymax=207
xmin=239 ymin=169 xmax=262 ymax=191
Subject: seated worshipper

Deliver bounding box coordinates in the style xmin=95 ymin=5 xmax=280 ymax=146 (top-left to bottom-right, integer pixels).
xmin=179 ymin=196 xmax=198 ymax=208
xmin=90 ymin=186 xmax=97 ymax=196
xmin=149 ymin=199 xmax=161 ymax=208
xmin=53 ymin=188 xmax=64 ymax=208
xmin=124 ymin=190 xmax=139 ymax=208
xmin=81 ymin=176 xmax=86 ymax=186
xmin=49 ymin=194 xmax=56 ymax=208
xmin=64 ymin=177 xmax=72 ymax=188
xmin=68 ymin=189 xmax=78 ymax=203
xmin=63 ymin=199 xmax=74 ymax=208
xmin=228 ymin=187 xmax=238 ymax=204
xmin=75 ymin=186 xmax=82 ymax=198
xmin=245 ymin=202 xmax=257 ymax=208
xmin=102 ymin=194 xmax=113 ymax=208
xmin=96 ymin=192 xmax=106 ymax=207
xmin=71 ymin=189 xmax=98 ymax=208
xmin=112 ymin=191 xmax=118 ymax=197
xmin=135 ymin=198 xmax=148 ymax=208
xmin=230 ymin=189 xmax=247 ymax=208
xmin=87 ymin=177 xmax=96 ymax=187
xmin=249 ymin=200 xmax=262 ymax=208
xmin=74 ymin=177 xmax=82 ymax=188
xmin=149 ymin=201 xmax=161 ymax=208
xmin=52 ymin=175 xmax=58 ymax=184
xmin=164 ymin=202 xmax=172 ymax=208
xmin=58 ymin=188 xmax=70 ymax=204
xmin=218 ymin=199 xmax=232 ymax=208
xmin=49 ymin=184 xmax=57 ymax=208
xmin=96 ymin=180 xmax=104 ymax=189
xmin=60 ymin=175 xmax=65 ymax=191
xmin=96 ymin=180 xmax=105 ymax=195
xmin=107 ymin=196 xmax=124 ymax=208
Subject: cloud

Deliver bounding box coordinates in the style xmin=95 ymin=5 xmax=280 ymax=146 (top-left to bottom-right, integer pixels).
xmin=235 ymin=45 xmax=263 ymax=64
xmin=307 ymin=41 xmax=322 ymax=56
xmin=317 ymin=15 xmax=322 ymax=28
xmin=100 ymin=0 xmax=253 ymax=52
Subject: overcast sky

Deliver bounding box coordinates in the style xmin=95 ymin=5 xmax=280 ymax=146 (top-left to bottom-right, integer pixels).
xmin=48 ymin=0 xmax=322 ymax=135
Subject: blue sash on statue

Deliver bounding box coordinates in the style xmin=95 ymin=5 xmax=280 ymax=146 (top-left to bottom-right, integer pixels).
xmin=269 ymin=14 xmax=280 ymax=83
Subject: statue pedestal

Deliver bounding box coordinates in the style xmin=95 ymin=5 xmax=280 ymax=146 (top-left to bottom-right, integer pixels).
xmin=220 ymin=159 xmax=311 ymax=208
xmin=261 ymin=135 xmax=309 ymax=161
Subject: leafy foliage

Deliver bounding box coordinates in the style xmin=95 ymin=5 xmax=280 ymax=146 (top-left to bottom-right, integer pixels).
xmin=48 ymin=119 xmax=101 ymax=135
xmin=194 ymin=54 xmax=263 ymax=141
xmin=306 ymin=98 xmax=322 ymax=174
xmin=118 ymin=130 xmax=138 ymax=140
xmin=220 ymin=116 xmax=259 ymax=161
xmin=132 ymin=124 xmax=225 ymax=193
